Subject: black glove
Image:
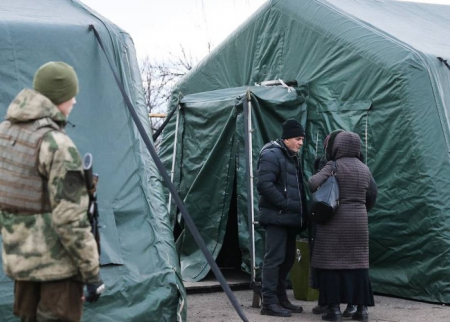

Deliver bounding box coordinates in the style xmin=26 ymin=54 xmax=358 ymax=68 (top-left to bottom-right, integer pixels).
xmin=85 ymin=279 xmax=105 ymax=303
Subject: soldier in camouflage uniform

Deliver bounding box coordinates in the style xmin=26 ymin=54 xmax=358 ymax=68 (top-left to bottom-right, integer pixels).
xmin=0 ymin=61 xmax=104 ymax=322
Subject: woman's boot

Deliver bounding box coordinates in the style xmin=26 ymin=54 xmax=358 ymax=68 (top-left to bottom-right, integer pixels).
xmin=343 ymin=304 xmax=357 ymax=317
xmin=312 ymin=304 xmax=328 ymax=314
xmin=322 ymin=304 xmax=342 ymax=321
xmin=351 ymin=305 xmax=368 ymax=322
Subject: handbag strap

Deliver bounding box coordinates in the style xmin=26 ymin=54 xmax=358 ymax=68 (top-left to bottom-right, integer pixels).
xmin=331 ymin=161 xmax=337 ymax=176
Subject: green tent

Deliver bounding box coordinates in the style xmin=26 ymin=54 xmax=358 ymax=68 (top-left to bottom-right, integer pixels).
xmin=159 ymin=0 xmax=450 ymax=303
xmin=0 ymin=1 xmax=185 ymax=321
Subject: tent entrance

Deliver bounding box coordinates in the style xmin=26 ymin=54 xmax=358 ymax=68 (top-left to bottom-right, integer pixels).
xmin=175 ymin=176 xmax=248 ymax=291
xmin=216 ymin=176 xmax=241 ymax=271
xmin=171 ymin=84 xmax=308 ymax=283
xmin=184 ymin=176 xmax=250 ymax=292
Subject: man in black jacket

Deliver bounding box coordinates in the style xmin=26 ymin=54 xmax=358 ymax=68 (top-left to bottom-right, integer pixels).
xmin=257 ymin=119 xmax=307 ymax=317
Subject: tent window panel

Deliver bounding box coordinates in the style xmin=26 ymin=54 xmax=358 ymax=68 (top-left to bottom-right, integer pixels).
xmin=317 ymin=101 xmax=372 ymax=161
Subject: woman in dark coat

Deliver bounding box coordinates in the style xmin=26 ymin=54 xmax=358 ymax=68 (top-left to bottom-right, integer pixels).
xmin=308 ymin=131 xmax=376 ymax=322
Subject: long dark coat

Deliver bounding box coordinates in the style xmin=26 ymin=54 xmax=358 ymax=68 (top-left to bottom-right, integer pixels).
xmin=308 ymin=132 xmax=372 ymax=269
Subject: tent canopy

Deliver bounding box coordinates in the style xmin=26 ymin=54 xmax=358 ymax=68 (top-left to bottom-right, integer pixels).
xmin=160 ymin=0 xmax=450 ymax=303
xmin=0 ymin=1 xmax=185 ymax=321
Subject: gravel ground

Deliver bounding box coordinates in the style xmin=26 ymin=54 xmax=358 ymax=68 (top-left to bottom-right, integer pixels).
xmin=186 ymin=289 xmax=450 ymax=322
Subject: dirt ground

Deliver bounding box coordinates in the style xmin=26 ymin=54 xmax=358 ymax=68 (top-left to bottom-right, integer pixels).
xmin=186 ymin=289 xmax=450 ymax=322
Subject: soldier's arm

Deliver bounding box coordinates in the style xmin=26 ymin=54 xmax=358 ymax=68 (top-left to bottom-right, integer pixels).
xmin=38 ymin=131 xmax=100 ymax=283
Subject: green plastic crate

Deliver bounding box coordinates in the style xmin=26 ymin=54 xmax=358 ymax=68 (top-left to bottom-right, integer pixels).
xmin=290 ymin=239 xmax=319 ymax=301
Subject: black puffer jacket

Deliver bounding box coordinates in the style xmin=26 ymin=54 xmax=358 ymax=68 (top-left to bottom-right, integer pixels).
xmin=256 ymin=139 xmax=306 ymax=228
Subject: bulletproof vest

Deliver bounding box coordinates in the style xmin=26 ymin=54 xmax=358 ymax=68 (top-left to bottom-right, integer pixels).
xmin=0 ymin=118 xmax=62 ymax=214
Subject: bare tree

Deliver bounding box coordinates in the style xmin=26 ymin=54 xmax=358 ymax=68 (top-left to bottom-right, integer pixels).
xmin=141 ymin=46 xmax=198 ymax=138
xmin=141 ymin=0 xmax=261 ymax=138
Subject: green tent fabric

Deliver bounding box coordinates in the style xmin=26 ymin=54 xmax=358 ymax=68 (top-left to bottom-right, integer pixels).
xmin=0 ymin=1 xmax=185 ymax=321
xmin=159 ymin=0 xmax=450 ymax=303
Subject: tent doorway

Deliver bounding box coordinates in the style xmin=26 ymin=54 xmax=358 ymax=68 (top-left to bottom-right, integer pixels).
xmin=216 ymin=176 xmax=241 ymax=270
xmin=169 ymin=84 xmax=308 ymax=283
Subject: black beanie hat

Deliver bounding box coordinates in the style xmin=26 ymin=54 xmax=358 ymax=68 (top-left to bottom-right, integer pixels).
xmin=281 ymin=119 xmax=305 ymax=139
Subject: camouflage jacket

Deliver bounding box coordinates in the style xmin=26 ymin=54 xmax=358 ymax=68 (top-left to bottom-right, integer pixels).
xmin=0 ymin=89 xmax=100 ymax=283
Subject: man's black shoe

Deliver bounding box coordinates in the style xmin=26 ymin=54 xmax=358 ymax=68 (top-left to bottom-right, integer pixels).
xmin=342 ymin=304 xmax=357 ymax=317
xmin=313 ymin=304 xmax=328 ymax=314
xmin=260 ymin=303 xmax=292 ymax=317
xmin=279 ymin=300 xmax=303 ymax=313
xmin=351 ymin=305 xmax=368 ymax=322
xmin=322 ymin=304 xmax=342 ymax=321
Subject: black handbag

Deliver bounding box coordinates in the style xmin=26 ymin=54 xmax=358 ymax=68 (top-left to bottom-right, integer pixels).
xmin=309 ymin=161 xmax=339 ymax=225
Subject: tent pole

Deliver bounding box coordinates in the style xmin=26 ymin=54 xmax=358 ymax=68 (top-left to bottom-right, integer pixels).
xmin=168 ymin=104 xmax=181 ymax=217
xmin=243 ymin=90 xmax=261 ymax=308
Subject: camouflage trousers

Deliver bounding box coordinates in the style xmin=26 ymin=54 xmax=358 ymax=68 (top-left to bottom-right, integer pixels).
xmin=14 ymin=278 xmax=84 ymax=322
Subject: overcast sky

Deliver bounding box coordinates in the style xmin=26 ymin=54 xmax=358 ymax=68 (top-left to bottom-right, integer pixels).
xmin=80 ymin=0 xmax=267 ymax=62
xmin=80 ymin=0 xmax=450 ymax=63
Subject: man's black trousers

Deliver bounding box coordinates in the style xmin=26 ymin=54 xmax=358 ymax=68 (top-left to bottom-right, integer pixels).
xmin=261 ymin=224 xmax=297 ymax=305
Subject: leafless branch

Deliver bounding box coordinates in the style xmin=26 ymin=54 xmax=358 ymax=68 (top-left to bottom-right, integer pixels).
xmin=140 ymin=45 xmax=200 ymax=148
